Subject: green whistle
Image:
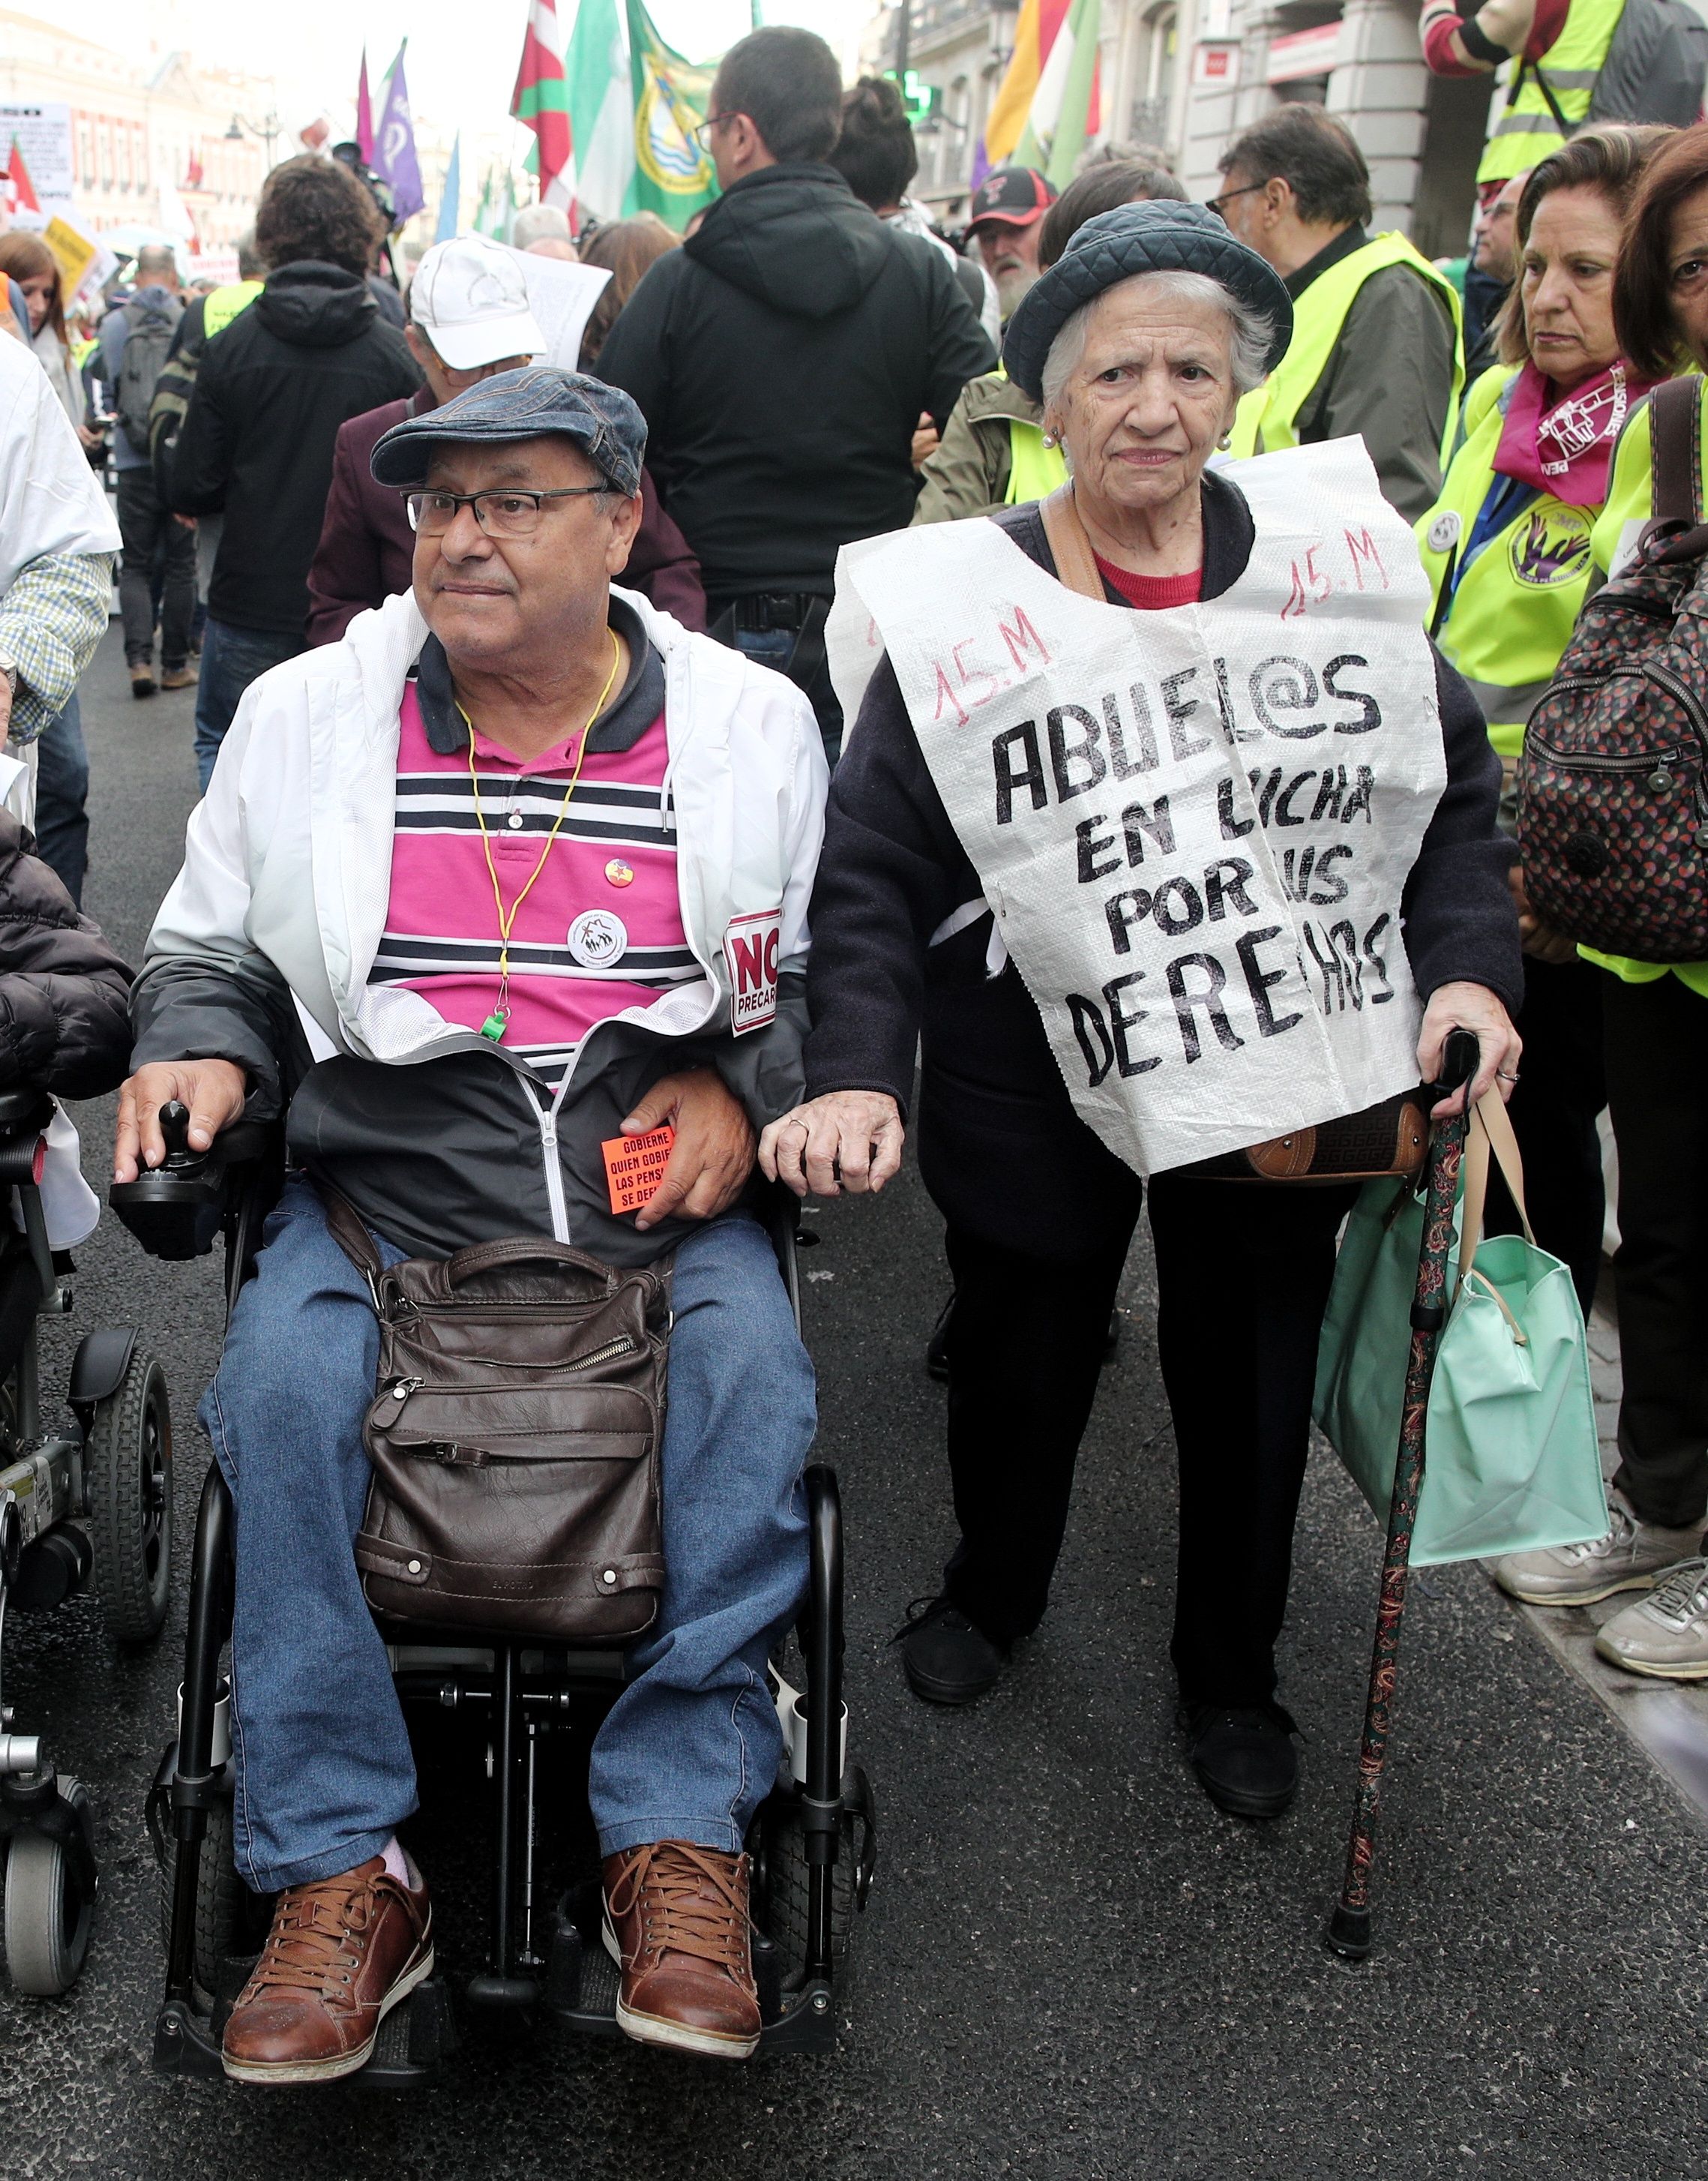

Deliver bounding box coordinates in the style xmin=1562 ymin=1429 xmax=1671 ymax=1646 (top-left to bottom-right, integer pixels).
xmin=479 ymin=1011 xmax=508 ymax=1042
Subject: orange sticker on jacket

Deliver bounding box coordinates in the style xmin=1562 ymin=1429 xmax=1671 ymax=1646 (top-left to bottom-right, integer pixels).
xmin=601 ymin=1125 xmax=676 ymax=1216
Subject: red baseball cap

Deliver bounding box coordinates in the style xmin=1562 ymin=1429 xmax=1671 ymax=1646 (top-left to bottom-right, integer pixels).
xmin=968 ymin=166 xmax=1057 ymax=230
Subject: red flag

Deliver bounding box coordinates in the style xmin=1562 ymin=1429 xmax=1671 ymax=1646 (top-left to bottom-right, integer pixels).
xmin=356 ymin=46 xmax=376 ymax=164
xmin=511 ymin=0 xmax=573 ymax=209
xmin=5 ymin=139 xmax=40 ymax=217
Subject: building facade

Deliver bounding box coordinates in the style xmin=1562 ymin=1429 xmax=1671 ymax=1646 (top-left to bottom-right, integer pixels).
xmin=862 ymin=0 xmax=1494 ymax=255
xmin=0 ymin=8 xmax=277 ymax=256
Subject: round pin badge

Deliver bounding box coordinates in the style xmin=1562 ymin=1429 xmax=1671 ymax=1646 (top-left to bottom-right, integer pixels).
xmin=1427 ymin=509 xmax=1462 ymax=554
xmin=604 ymin=858 xmax=635 ymax=888
xmin=568 ymin=908 xmax=628 ymax=968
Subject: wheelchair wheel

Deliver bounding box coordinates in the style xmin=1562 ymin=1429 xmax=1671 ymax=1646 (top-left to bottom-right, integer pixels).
xmin=155 ymin=1800 xmax=246 ymax=2005
xmin=4 ymin=1779 xmax=94 ymax=1996
xmin=85 ymin=1348 xmax=172 ymax=1644
xmin=755 ymin=1797 xmax=859 ymax=1982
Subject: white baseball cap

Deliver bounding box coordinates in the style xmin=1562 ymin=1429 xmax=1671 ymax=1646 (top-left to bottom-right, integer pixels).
xmin=409 ymin=235 xmax=546 ymax=371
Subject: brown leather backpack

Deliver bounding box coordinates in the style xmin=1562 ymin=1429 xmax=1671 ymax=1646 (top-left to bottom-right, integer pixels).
xmin=322 ymin=1191 xmax=669 ymax=1645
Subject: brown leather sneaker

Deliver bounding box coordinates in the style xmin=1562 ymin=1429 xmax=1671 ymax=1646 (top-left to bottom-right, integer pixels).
xmin=601 ymin=1842 xmax=761 ymax=2060
xmin=160 ymin=664 xmax=196 ymax=691
xmin=129 ymin=664 xmax=156 ymax=699
xmin=220 ymin=1856 xmax=433 ymax=2085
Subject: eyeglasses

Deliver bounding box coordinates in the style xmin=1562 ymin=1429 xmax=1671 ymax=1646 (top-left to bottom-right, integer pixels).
xmin=1206 ymin=182 xmax=1266 ymax=222
xmin=691 ymin=110 xmax=745 ymax=147
xmin=403 ymin=485 xmax=607 ymax=538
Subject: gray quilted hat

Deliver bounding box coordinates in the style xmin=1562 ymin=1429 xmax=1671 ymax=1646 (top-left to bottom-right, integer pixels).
xmin=1002 ymin=200 xmax=1293 ymax=403
xmin=370 ymin=364 xmax=646 ymax=497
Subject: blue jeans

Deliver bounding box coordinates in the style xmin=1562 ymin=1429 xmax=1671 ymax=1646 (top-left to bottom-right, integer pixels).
xmin=33 ymin=694 xmax=88 ymax=906
xmin=194 ymin=618 xmax=304 ymax=794
xmin=201 ymin=1179 xmax=814 ymax=1890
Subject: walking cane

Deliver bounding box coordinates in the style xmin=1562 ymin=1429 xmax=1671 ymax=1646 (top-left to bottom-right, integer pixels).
xmin=1326 ymin=1028 xmax=1482 ymax=1961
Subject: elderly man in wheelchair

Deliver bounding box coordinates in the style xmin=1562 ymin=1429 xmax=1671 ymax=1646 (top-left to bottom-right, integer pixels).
xmin=111 ymin=368 xmax=831 ymax=2084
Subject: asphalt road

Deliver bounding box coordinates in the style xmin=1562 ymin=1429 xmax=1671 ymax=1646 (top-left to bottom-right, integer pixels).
xmin=1 ymin=626 xmax=1704 ymax=2180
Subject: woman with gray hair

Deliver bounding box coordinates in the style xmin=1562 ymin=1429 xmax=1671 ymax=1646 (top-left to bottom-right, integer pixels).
xmin=762 ymin=203 xmax=1522 ymax=1823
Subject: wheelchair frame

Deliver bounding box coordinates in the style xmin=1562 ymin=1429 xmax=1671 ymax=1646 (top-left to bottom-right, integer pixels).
xmin=114 ymin=1109 xmax=874 ymax=2080
xmin=0 ymin=1084 xmax=174 ymax=1996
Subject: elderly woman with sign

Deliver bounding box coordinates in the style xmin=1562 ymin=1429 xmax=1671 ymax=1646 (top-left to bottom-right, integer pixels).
xmin=762 ymin=202 xmax=1522 ymax=1822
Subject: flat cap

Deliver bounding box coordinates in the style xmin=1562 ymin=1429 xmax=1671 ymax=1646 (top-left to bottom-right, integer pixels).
xmin=370 ymin=364 xmax=646 ymax=498
xmin=1002 ymin=200 xmax=1293 ymax=403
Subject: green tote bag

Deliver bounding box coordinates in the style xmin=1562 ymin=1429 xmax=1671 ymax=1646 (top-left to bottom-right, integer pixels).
xmin=1313 ymin=1090 xmax=1607 ymax=1567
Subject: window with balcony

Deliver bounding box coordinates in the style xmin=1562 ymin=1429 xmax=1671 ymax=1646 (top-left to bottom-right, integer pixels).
xmin=1131 ymin=5 xmax=1179 ymax=152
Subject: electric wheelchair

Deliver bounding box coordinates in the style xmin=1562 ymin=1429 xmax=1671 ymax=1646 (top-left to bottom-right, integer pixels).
xmin=0 ymin=1087 xmax=173 ymax=1996
xmin=111 ymin=1104 xmax=876 ymax=2083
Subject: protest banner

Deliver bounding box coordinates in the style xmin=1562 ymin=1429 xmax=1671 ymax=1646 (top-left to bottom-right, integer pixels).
xmin=0 ymin=102 xmax=73 ymax=214
xmin=828 ymin=440 xmax=1447 ymax=1177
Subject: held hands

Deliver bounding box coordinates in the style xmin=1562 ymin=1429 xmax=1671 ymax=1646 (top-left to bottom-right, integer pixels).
xmin=1509 ymin=862 xmax=1580 ymax=966
xmin=113 ymin=1059 xmax=248 ymax=1183
xmin=759 ymin=1091 xmax=906 ymax=1200
xmin=1416 ymin=982 xmax=1522 ymax=1119
xmin=623 ymin=1066 xmax=756 ymax=1232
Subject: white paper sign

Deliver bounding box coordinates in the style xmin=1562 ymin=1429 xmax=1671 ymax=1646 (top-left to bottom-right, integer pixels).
xmin=502 ymin=248 xmax=612 ymax=375
xmin=0 ymin=102 xmax=74 ymax=212
xmin=829 ymin=440 xmax=1448 ymax=1178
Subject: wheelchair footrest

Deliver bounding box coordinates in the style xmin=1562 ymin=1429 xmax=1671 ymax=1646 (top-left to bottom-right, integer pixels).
xmin=151 ymin=1976 xmax=457 ymax=2085
xmin=542 ymin=1894 xmax=838 ymax=2055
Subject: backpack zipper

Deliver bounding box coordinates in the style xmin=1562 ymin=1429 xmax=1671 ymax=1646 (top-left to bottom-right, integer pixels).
xmin=1526 ymin=736 xmax=1687 ymax=776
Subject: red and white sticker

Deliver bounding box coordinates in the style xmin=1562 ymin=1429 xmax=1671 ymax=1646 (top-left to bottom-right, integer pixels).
xmin=723 ymin=908 xmax=781 ymax=1036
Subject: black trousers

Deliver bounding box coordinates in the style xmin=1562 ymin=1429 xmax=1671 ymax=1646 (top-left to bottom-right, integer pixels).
xmin=1484 ymin=954 xmax=1605 ymax=1318
xmin=1602 ymin=974 xmax=1708 ymax=1528
xmin=941 ymin=1177 xmax=1357 ymax=1708
xmin=115 ymin=466 xmax=196 ymax=669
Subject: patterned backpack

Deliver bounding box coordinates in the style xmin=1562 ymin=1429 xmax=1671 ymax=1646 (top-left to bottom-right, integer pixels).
xmin=1516 ymin=376 xmax=1708 ymax=961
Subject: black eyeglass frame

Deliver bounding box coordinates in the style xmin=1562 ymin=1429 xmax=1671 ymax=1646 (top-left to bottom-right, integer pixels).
xmin=691 ymin=110 xmax=748 ymax=148
xmin=402 ymin=484 xmax=610 ymax=536
xmin=1206 ymin=181 xmax=1269 ymax=220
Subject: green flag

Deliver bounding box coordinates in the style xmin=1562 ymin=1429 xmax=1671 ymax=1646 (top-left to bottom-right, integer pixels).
xmin=624 ymin=0 xmax=718 ymax=230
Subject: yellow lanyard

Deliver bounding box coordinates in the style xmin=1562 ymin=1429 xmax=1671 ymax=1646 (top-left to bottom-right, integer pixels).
xmin=461 ymin=630 xmax=623 ymax=1042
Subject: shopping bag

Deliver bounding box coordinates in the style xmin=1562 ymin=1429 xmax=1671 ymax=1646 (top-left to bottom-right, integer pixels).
xmin=1313 ymin=1090 xmax=1606 ymax=1566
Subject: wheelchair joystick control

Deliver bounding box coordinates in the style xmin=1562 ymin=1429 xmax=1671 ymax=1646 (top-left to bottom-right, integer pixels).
xmin=157 ymin=1102 xmax=195 ymax=1171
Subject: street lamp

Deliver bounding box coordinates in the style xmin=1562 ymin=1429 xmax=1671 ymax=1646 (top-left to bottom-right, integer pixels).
xmin=226 ymin=110 xmax=282 ymax=172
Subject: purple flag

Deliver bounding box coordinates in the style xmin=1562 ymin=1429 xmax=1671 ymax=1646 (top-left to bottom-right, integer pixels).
xmin=373 ymin=42 xmax=424 ymax=224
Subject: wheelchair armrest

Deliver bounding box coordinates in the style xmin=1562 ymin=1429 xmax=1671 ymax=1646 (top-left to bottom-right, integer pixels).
xmin=0 ymin=1088 xmax=53 ymax=1137
xmin=109 ymin=1100 xmax=284 ymax=1262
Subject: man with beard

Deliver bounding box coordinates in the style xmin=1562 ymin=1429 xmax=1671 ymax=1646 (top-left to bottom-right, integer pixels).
xmin=965 ymin=166 xmax=1058 ymax=321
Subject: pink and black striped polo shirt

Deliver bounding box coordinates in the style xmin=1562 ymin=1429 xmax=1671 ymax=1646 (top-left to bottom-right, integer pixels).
xmin=370 ymin=614 xmax=697 ymax=1090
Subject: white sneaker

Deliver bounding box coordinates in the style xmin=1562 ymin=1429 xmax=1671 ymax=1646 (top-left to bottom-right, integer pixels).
xmin=1596 ymin=1558 xmax=1708 ymax=1678
xmin=1491 ymin=1496 xmax=1701 ymax=1607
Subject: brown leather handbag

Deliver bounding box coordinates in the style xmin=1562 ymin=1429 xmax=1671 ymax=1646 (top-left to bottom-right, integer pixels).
xmin=320 ymin=1191 xmax=669 ymax=1645
xmin=1034 ymin=484 xmax=1431 ymax=1189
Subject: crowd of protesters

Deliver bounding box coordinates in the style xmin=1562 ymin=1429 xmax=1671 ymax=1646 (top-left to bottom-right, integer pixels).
xmin=8 ymin=10 xmax=1708 ymax=2080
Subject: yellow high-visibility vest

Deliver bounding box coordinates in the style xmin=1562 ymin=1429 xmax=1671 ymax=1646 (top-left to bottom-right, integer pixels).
xmin=1477 ymin=0 xmax=1626 ymax=186
xmin=1416 ymin=364 xmax=1600 ymax=759
xmin=1005 ymin=415 xmax=1068 ymax=506
xmin=202 ymin=280 xmax=262 ymax=339
xmin=1230 ymin=232 xmax=1465 ymax=471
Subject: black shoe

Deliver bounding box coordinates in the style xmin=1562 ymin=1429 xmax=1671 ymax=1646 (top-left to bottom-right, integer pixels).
xmin=894 ymin=1596 xmax=1008 ymax=1706
xmin=924 ymin=1295 xmax=953 ymax=1382
xmin=1179 ymin=1701 xmax=1299 ymax=1819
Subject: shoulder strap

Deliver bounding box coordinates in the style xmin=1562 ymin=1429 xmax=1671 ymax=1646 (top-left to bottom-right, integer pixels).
xmin=1037 ymin=483 xmax=1105 ymax=603
xmin=316 ymin=1179 xmax=385 ymax=1280
xmin=1648 ymin=376 xmax=1702 ymax=526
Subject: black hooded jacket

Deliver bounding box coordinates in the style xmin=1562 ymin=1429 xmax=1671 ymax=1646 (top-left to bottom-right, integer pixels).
xmin=171 ymin=260 xmax=421 ymax=637
xmin=596 ymin=164 xmax=995 ymax=602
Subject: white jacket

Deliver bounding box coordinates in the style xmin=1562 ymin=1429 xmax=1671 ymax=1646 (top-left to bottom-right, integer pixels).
xmin=140 ymin=585 xmax=827 ymax=1248
xmin=148 ymin=583 xmax=827 ymax=1064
